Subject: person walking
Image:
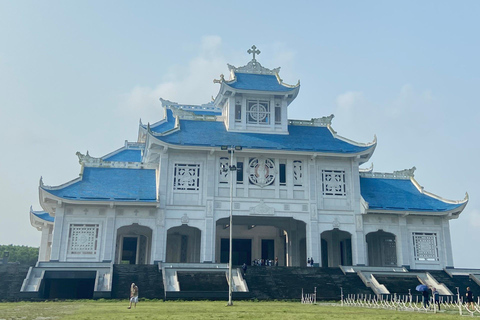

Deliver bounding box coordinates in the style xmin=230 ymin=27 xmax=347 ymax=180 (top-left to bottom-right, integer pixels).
xmin=466 ymin=287 xmax=474 ymax=310
xmin=128 ymin=283 xmax=139 ymax=309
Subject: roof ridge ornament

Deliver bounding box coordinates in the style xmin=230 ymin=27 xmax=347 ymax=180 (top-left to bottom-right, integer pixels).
xmin=360 ymin=166 xmax=416 ymax=179
xmin=227 ymin=45 xmax=280 ymax=75
xmin=247 ymin=45 xmax=261 ymax=61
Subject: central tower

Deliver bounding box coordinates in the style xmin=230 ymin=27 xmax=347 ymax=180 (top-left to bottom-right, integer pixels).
xmin=213 ymin=45 xmax=300 ymax=134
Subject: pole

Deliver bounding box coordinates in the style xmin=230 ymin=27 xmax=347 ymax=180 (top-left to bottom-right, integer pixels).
xmin=227 ymin=146 xmax=234 ymax=306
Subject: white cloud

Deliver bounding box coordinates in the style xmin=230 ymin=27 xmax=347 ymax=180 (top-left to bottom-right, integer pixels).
xmin=118 ymin=35 xmax=227 ymax=123
xmin=118 ymin=37 xmax=299 ymax=125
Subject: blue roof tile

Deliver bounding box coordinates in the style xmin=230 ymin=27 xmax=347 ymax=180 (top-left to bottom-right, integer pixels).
xmin=32 ymin=211 xmax=54 ymax=222
xmin=153 ymin=120 xmax=371 ymax=153
xmin=360 ymin=177 xmax=462 ymax=212
xmin=150 ymin=109 xmax=176 ymax=133
xmin=103 ymin=149 xmax=142 ymax=162
xmin=44 ymin=167 xmax=157 ymax=202
xmin=227 ymin=73 xmax=295 ymax=92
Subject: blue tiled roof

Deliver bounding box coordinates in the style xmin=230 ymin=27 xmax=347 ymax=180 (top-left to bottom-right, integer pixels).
xmin=44 ymin=167 xmax=157 ymax=202
xmin=190 ymin=110 xmax=222 ymax=116
xmin=152 ymin=120 xmax=372 ymax=153
xmin=150 ymin=109 xmax=176 ymax=133
xmin=227 ymin=73 xmax=295 ymax=92
xmin=103 ymin=149 xmax=142 ymax=162
xmin=360 ymin=177 xmax=462 ymax=212
xmin=32 ymin=211 xmax=54 ymax=222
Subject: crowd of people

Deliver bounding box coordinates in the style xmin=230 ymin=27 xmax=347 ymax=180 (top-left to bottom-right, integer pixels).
xmin=251 ymin=257 xmax=279 ymax=267
xmin=421 ymin=286 xmax=475 ymax=311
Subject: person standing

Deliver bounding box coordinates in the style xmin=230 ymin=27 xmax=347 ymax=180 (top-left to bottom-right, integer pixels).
xmin=275 ymin=256 xmax=278 ymax=267
xmin=432 ymin=287 xmax=440 ymax=311
xmin=422 ymin=288 xmax=430 ymax=308
xmin=466 ymin=287 xmax=474 ymax=310
xmin=128 ymin=283 xmax=139 ymax=309
xmin=242 ymin=263 xmax=247 ymax=275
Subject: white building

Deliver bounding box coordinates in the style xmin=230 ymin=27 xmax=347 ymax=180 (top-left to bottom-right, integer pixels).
xmin=25 ymin=47 xmax=468 ymax=297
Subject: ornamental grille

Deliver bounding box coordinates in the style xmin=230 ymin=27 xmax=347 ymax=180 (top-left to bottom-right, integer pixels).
xmin=173 ymin=163 xmax=200 ymax=191
xmin=413 ymin=232 xmax=439 ymax=261
xmin=219 ymin=157 xmax=229 ymax=184
xmin=248 ymin=157 xmax=276 ymax=187
xmin=247 ymin=100 xmax=270 ymax=125
xmin=293 ymin=160 xmax=303 ymax=186
xmin=322 ymin=170 xmax=346 ymax=196
xmin=68 ymin=224 xmax=99 ymax=255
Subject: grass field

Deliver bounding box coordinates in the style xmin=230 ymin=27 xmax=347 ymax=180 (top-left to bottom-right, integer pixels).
xmin=0 ymin=300 xmax=466 ymax=320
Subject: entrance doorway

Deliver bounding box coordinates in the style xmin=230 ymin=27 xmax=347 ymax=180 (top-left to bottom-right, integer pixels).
xmin=115 ymin=224 xmax=152 ymax=265
xmin=166 ymin=225 xmax=201 ymax=263
xmin=121 ymin=236 xmax=138 ymax=264
xmin=321 ymin=229 xmax=352 ymax=267
xmin=220 ymin=238 xmax=251 ymax=265
xmin=215 ymin=216 xmax=306 ymax=266
xmin=42 ymin=271 xmax=96 ymax=299
xmin=366 ymin=230 xmax=397 ymax=267
xmin=261 ymin=239 xmax=274 ymax=261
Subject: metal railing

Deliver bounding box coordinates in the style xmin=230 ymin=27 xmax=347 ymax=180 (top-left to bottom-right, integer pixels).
xmin=341 ymin=289 xmax=480 ymax=316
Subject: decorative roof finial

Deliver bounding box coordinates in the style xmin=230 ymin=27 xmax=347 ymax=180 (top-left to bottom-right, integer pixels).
xmin=213 ymin=74 xmax=225 ymax=84
xmin=247 ymin=45 xmax=261 ymax=61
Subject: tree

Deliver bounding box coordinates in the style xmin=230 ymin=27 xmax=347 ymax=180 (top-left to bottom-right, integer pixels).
xmin=0 ymin=244 xmax=38 ymax=265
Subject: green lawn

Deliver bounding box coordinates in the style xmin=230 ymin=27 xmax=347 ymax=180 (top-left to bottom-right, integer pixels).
xmin=0 ymin=300 xmax=465 ymax=320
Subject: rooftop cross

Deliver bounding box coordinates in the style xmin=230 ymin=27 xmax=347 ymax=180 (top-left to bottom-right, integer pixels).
xmin=247 ymin=45 xmax=261 ymax=61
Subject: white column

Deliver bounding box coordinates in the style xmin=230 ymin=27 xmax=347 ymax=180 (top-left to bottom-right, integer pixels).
xmin=354 ymin=217 xmax=366 ymax=266
xmin=153 ymin=211 xmax=166 ymax=263
xmin=202 ymin=217 xmax=215 ymax=262
xmin=102 ymin=208 xmax=116 ymax=262
xmin=443 ymin=219 xmax=454 ymax=268
xmin=38 ymin=224 xmax=50 ymax=261
xmin=50 ymin=206 xmax=65 ymax=261
xmin=398 ymin=216 xmax=410 ymax=268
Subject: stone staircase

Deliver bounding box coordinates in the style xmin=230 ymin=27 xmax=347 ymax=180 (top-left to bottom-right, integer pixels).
xmin=177 ymin=271 xmax=228 ymax=291
xmin=372 ymin=274 xmax=421 ymax=295
xmin=0 ymin=263 xmax=31 ymax=301
xmin=111 ymin=264 xmax=164 ymax=299
xmin=424 ymin=270 xmax=480 ymax=297
xmin=243 ymin=267 xmax=373 ymax=300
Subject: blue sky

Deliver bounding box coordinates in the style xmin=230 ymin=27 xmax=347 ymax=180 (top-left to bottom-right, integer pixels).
xmin=0 ymin=1 xmax=479 ymax=267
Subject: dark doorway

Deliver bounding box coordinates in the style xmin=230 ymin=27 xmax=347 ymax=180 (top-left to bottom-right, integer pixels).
xmin=321 ymin=239 xmax=328 ymax=267
xmin=43 ymin=271 xmax=95 ymax=299
xmin=261 ymin=239 xmax=274 ymax=261
xmin=220 ymin=238 xmax=251 ymax=265
xmin=121 ymin=237 xmax=138 ymax=264
xmin=366 ymin=231 xmax=397 ymax=267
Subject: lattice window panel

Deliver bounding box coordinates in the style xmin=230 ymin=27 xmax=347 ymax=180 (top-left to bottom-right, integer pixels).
xmin=219 ymin=157 xmax=229 ymax=184
xmin=322 ymin=170 xmax=346 ymax=196
xmin=413 ymin=232 xmax=439 ymax=261
xmin=173 ymin=163 xmax=200 ymax=191
xmin=293 ymin=160 xmax=303 ymax=186
xmin=247 ymin=99 xmax=270 ymax=125
xmin=248 ymin=157 xmax=276 ymax=187
xmin=68 ymin=224 xmax=99 ymax=255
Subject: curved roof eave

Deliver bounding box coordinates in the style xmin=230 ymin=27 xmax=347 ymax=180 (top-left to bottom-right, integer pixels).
xmin=222 ymin=81 xmax=300 ymax=95
xmin=40 ymin=188 xmax=159 ymax=209
xmin=364 ymin=200 xmax=468 ymax=218
xmin=146 ymin=131 xmax=377 ymax=158
xmin=29 ymin=206 xmax=54 ymax=229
